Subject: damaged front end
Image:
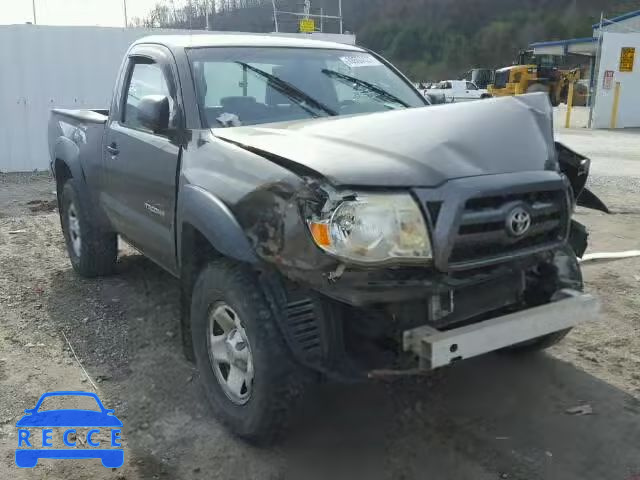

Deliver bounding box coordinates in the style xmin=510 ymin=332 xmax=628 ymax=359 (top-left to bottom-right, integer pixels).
xmin=229 ymin=152 xmax=605 ymax=380
xmin=222 ymin=100 xmax=607 ymax=379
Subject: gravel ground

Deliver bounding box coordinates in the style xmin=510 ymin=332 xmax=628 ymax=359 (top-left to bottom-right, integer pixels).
xmin=1 ymin=129 xmax=639 ymax=480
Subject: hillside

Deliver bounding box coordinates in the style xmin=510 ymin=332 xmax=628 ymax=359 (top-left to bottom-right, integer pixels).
xmin=138 ymin=0 xmax=640 ymax=80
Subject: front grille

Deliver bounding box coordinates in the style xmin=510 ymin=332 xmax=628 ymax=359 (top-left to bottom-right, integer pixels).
xmin=493 ymin=70 xmax=509 ymax=88
xmin=448 ymin=190 xmax=568 ymax=266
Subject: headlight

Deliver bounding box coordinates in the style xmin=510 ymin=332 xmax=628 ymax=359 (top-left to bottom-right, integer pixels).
xmin=307 ymin=193 xmax=432 ymax=264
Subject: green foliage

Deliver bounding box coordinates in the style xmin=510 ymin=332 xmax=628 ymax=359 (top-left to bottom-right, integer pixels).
xmin=140 ymin=0 xmax=640 ymax=80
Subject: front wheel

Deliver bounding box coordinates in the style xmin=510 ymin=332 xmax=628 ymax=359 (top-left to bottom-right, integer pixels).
xmin=190 ymin=259 xmax=306 ymax=444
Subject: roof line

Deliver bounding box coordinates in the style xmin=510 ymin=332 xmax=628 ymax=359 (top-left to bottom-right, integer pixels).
xmin=530 ymin=37 xmax=596 ymax=48
xmin=593 ymin=9 xmax=640 ymax=28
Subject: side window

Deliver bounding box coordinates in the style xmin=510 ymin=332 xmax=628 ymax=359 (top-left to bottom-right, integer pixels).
xmin=123 ymin=60 xmax=174 ymax=131
xmin=466 ymin=82 xmax=478 ymax=90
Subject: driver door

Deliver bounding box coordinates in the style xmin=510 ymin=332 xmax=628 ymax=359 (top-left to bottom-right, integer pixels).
xmin=102 ymin=45 xmax=182 ymax=272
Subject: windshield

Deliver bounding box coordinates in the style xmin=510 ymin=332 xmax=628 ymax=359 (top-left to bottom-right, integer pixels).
xmin=187 ymin=47 xmax=426 ymax=128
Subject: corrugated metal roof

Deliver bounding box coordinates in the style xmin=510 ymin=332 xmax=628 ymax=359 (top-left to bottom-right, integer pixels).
xmin=530 ymin=37 xmax=596 ymax=48
xmin=593 ymin=9 xmax=640 ymax=29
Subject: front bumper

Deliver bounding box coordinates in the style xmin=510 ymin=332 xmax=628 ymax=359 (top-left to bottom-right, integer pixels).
xmin=403 ymin=289 xmax=599 ymax=369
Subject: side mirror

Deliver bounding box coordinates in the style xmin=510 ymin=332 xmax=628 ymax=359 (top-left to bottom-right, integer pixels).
xmin=137 ymin=95 xmax=170 ymax=133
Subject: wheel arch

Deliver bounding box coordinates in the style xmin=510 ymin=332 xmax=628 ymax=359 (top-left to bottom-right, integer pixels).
xmin=177 ymin=185 xmax=259 ymax=361
xmin=52 ymin=137 xmax=82 ymax=181
xmin=177 ymin=185 xmax=258 ymax=269
xmin=52 ymin=148 xmax=111 ymax=231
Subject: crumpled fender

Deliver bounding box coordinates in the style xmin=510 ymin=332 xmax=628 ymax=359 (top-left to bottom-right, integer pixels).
xmin=555 ymin=141 xmax=609 ymax=214
xmin=177 ymin=184 xmax=258 ymax=265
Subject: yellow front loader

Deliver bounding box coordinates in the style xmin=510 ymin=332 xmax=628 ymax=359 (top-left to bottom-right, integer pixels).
xmin=488 ymin=51 xmax=583 ymax=106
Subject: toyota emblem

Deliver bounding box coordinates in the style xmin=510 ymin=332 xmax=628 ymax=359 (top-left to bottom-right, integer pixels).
xmin=506 ymin=207 xmax=531 ymax=237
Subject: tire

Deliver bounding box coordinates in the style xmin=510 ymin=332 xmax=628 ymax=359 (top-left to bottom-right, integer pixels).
xmin=60 ymin=179 xmax=117 ymax=277
xmin=190 ymin=259 xmax=305 ymax=444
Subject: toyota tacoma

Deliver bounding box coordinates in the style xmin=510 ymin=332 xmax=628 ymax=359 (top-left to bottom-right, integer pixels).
xmin=48 ymin=34 xmax=606 ymax=443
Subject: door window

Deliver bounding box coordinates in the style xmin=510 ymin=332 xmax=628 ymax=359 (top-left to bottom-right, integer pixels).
xmin=123 ymin=60 xmax=175 ymax=131
xmin=466 ymin=82 xmax=478 ymax=90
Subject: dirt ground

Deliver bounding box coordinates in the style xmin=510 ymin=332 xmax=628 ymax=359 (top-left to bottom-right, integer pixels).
xmin=1 ymin=128 xmax=640 ymax=480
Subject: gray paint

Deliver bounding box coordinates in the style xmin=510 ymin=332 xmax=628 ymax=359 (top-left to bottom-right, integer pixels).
xmin=214 ymin=93 xmax=557 ymax=188
xmin=48 ymin=34 xmax=590 ymax=287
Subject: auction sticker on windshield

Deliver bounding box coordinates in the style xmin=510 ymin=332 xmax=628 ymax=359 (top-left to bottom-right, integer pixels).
xmin=15 ymin=391 xmax=123 ymax=468
xmin=340 ymin=54 xmax=382 ymax=68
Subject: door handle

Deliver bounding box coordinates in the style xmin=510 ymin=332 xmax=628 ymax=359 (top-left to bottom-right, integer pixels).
xmin=106 ymin=144 xmax=119 ymax=156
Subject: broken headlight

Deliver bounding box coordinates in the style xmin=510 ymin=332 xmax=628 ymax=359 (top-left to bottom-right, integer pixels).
xmin=308 ymin=193 xmax=432 ymax=264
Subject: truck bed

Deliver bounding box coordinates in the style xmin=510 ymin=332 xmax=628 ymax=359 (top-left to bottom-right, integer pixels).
xmin=48 ymin=108 xmax=109 ymax=176
xmin=51 ymin=108 xmax=109 ymax=124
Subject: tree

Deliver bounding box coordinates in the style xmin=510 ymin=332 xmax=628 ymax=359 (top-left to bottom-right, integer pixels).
xmin=138 ymin=0 xmax=624 ymax=79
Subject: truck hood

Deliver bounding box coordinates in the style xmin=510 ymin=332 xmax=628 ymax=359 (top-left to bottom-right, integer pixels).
xmin=213 ymin=93 xmax=557 ymax=188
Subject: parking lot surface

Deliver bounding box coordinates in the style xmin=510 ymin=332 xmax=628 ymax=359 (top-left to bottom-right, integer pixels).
xmin=1 ymin=128 xmax=639 ymax=480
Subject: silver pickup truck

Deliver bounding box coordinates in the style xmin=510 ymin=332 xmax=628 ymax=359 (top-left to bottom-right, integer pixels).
xmin=48 ymin=34 xmax=606 ymax=443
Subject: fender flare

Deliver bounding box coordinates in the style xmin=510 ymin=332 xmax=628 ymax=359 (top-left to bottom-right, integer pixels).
xmin=52 ymin=136 xmax=84 ymax=183
xmin=52 ymin=137 xmax=112 ymax=230
xmin=177 ymin=185 xmax=258 ymax=266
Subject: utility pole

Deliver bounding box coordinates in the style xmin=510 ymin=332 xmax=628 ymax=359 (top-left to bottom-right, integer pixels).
xmin=123 ymin=0 xmax=128 ymax=27
xmin=32 ymin=0 xmax=37 ymax=24
xmin=272 ymin=0 xmax=279 ymax=32
xmin=588 ymin=11 xmax=604 ymax=128
xmin=338 ymin=0 xmax=343 ymax=33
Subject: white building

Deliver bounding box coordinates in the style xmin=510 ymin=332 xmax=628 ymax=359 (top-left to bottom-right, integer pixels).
xmin=531 ymin=9 xmax=640 ymax=129
xmin=0 ymin=25 xmax=355 ymax=172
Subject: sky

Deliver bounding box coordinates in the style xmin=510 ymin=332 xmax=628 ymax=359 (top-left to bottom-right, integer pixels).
xmin=0 ymin=0 xmax=171 ymax=27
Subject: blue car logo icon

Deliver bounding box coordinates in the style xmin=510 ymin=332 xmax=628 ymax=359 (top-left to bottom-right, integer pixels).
xmin=15 ymin=391 xmax=123 ymax=468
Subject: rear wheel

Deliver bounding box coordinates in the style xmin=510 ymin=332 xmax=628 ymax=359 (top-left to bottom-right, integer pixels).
xmin=190 ymin=259 xmax=306 ymax=444
xmin=60 ymin=179 xmax=117 ymax=277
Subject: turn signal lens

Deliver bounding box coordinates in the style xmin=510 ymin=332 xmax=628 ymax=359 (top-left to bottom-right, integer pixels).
xmin=309 ymin=221 xmax=331 ymax=247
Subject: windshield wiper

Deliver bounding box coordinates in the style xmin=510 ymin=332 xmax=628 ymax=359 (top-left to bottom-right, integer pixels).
xmin=321 ymin=68 xmax=410 ymax=108
xmin=236 ymin=62 xmax=338 ymax=117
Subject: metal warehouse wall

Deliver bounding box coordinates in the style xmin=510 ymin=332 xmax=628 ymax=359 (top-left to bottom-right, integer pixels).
xmin=0 ymin=25 xmax=357 ymax=172
xmin=0 ymin=25 xmax=163 ymax=172
xmin=592 ymin=32 xmax=640 ymax=128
